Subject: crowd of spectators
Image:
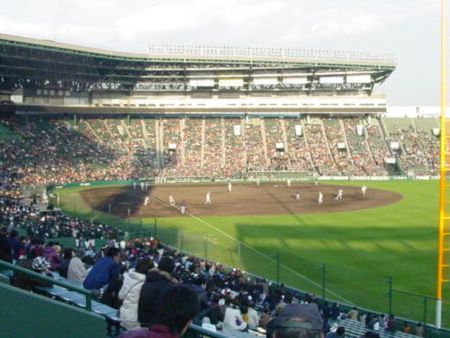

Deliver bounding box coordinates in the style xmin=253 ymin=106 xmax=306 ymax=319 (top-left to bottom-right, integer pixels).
xmin=223 ymin=118 xmax=246 ymax=178
xmin=305 ymin=122 xmax=340 ymax=176
xmin=285 ymin=119 xmax=313 ymax=174
xmin=0 ymin=113 xmax=439 ymax=337
xmin=0 ymin=115 xmax=440 ymax=188
xmin=0 ymin=200 xmax=428 ymax=337
xmin=343 ymin=119 xmax=376 ymax=176
xmin=366 ymin=123 xmax=390 ymax=176
xmin=322 ymin=118 xmax=355 ymax=176
xmin=245 ymin=118 xmax=268 ymax=172
xmin=203 ymin=118 xmax=224 ymax=176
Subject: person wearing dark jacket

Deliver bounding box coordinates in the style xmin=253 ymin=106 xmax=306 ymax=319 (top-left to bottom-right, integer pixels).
xmin=58 ymin=248 xmax=74 ymax=278
xmin=119 ymin=284 xmax=199 ymax=338
xmin=0 ymin=229 xmax=12 ymax=263
xmin=138 ymin=256 xmax=177 ymax=327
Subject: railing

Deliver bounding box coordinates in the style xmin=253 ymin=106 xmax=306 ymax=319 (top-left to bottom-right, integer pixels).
xmin=147 ymin=45 xmax=396 ymax=64
xmin=0 ymin=259 xmax=94 ymax=310
xmin=0 ymin=259 xmax=230 ymax=337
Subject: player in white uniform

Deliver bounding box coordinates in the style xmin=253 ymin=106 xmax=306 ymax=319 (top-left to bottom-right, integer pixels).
xmin=169 ymin=195 xmax=176 ymax=207
xmin=144 ymin=196 xmax=150 ymax=206
xmin=361 ymin=185 xmax=367 ymax=197
xmin=287 ymin=179 xmax=291 ymax=187
xmin=227 ymin=182 xmax=232 ymax=192
xmin=140 ymin=182 xmax=145 ymax=190
xmin=295 ymin=191 xmax=300 ymax=200
xmin=180 ymin=203 xmax=186 ymax=215
xmin=205 ymin=191 xmax=212 ymax=205
xmin=318 ymin=192 xmax=323 ymax=205
xmin=335 ymin=189 xmax=343 ymax=200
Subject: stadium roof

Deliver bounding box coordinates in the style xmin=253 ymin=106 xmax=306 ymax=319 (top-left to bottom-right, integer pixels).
xmin=0 ymin=33 xmax=396 ymax=93
xmin=0 ymin=33 xmax=396 ymax=66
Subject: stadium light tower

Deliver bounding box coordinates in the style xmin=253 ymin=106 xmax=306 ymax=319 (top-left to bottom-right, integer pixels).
xmin=437 ymin=0 xmax=448 ymax=328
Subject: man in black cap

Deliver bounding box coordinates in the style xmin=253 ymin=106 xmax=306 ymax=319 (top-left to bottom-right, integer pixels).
xmin=267 ymin=303 xmax=324 ymax=338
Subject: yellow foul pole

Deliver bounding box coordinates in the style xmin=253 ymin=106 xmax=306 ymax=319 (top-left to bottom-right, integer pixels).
xmin=437 ymin=0 xmax=447 ymax=329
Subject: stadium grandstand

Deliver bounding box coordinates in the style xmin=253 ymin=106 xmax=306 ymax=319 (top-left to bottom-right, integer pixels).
xmin=0 ymin=33 xmax=439 ymax=180
xmin=0 ymin=33 xmax=445 ymax=338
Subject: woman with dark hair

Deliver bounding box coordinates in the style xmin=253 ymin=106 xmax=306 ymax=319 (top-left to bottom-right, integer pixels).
xmin=138 ymin=256 xmax=177 ymax=327
xmin=58 ymin=248 xmax=74 ymax=278
xmin=119 ymin=284 xmax=199 ymax=338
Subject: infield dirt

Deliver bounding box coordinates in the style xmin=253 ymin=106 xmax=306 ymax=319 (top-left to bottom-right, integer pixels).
xmin=80 ymin=183 xmax=402 ymax=218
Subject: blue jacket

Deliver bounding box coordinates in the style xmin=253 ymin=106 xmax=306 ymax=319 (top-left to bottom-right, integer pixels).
xmin=83 ymin=256 xmax=119 ymax=290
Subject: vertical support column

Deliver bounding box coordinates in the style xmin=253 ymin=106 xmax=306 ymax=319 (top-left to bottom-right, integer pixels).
xmin=436 ymin=0 xmax=447 ymax=329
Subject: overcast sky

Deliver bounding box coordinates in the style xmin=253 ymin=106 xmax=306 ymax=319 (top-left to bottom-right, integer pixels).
xmin=0 ymin=0 xmax=441 ymax=105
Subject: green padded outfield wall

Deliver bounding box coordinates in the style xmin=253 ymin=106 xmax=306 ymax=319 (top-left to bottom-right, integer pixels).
xmin=0 ymin=283 xmax=106 ymax=338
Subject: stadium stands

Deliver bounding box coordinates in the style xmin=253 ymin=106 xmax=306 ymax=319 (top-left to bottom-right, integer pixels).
xmin=0 ymin=114 xmax=439 ymax=186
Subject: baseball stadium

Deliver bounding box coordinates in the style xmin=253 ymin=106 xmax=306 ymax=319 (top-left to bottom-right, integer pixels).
xmin=0 ymin=28 xmax=448 ymax=338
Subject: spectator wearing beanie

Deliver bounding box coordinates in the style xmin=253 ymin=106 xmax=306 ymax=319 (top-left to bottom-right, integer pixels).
xmin=138 ymin=256 xmax=177 ymax=327
xmin=12 ymin=256 xmax=53 ymax=291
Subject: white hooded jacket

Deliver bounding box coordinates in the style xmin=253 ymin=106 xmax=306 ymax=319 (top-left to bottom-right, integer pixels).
xmin=118 ymin=269 xmax=146 ymax=329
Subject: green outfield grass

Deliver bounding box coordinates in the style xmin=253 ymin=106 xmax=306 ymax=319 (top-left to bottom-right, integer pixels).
xmin=56 ymin=180 xmax=449 ymax=326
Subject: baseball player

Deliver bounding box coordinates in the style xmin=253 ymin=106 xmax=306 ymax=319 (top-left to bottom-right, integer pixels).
xmin=361 ymin=185 xmax=367 ymax=197
xmin=295 ymin=191 xmax=300 ymax=200
xmin=318 ymin=192 xmax=323 ymax=205
xmin=140 ymin=181 xmax=145 ymax=190
xmin=205 ymin=191 xmax=212 ymax=205
xmin=287 ymin=178 xmax=291 ymax=187
xmin=227 ymin=182 xmax=232 ymax=192
xmin=335 ymin=189 xmax=343 ymax=200
xmin=180 ymin=203 xmax=186 ymax=215
xmin=144 ymin=196 xmax=150 ymax=206
xmin=169 ymin=195 xmax=176 ymax=207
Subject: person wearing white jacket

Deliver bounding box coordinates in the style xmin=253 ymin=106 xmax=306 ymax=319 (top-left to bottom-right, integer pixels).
xmin=118 ymin=258 xmax=154 ymax=330
xmin=223 ymin=302 xmax=247 ymax=331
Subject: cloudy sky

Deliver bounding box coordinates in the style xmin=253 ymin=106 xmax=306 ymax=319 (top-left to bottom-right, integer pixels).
xmin=0 ymin=0 xmax=441 ymax=105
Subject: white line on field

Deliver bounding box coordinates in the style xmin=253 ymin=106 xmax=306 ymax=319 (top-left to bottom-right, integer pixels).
xmin=149 ymin=193 xmax=354 ymax=305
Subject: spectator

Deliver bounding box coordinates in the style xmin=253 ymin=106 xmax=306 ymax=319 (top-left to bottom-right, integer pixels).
xmin=385 ymin=314 xmax=396 ymax=332
xmin=402 ymin=322 xmax=411 ymax=334
xmin=0 ymin=228 xmax=12 ymax=262
xmin=326 ymin=326 xmax=345 ymax=338
xmin=83 ymin=246 xmax=120 ymax=291
xmin=268 ymin=303 xmax=323 ymax=338
xmin=348 ymin=307 xmax=359 ymax=321
xmin=223 ymin=299 xmax=247 ymax=331
xmin=415 ymin=322 xmax=425 ymax=337
xmin=58 ymin=248 xmax=73 ymax=278
xmin=12 ymin=256 xmax=53 ymax=291
xmin=119 ymin=257 xmax=155 ymax=330
xmin=67 ymin=248 xmax=87 ymax=284
xmin=138 ymin=256 xmax=177 ymax=327
xmin=118 ymin=284 xmax=199 ymax=338
xmin=42 ymin=242 xmax=61 ymax=271
xmin=8 ymin=229 xmax=20 ymax=260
